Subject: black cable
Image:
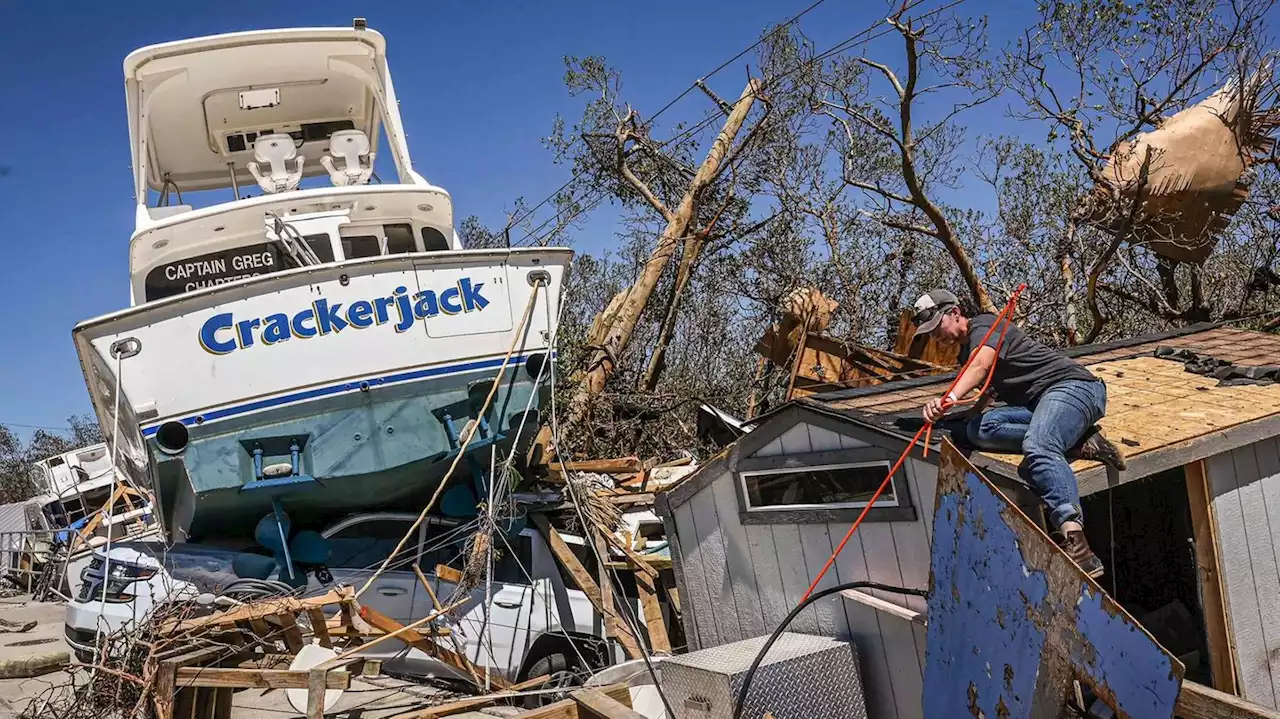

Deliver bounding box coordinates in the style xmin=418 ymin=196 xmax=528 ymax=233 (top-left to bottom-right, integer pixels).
xmin=731 ymin=581 xmax=927 ymax=719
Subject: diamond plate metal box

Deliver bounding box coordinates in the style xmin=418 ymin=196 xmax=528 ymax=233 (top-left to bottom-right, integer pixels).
xmin=660 ymin=632 xmax=867 ymax=719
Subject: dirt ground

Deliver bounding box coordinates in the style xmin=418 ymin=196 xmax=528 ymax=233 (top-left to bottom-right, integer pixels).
xmin=0 ymin=596 xmax=524 ymax=719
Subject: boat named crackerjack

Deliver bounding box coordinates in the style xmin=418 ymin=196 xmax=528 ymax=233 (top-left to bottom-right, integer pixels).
xmin=72 ymin=23 xmax=569 ymax=544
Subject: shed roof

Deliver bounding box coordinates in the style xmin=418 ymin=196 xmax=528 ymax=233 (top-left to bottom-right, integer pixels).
xmin=793 ymin=324 xmax=1280 ymax=495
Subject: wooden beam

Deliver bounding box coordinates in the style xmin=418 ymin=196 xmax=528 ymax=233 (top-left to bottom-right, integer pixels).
xmin=1175 ymin=680 xmax=1280 ymax=718
xmin=840 ymin=589 xmax=926 ymax=626
xmin=531 ymin=515 xmax=643 ymax=659
xmin=278 ymin=612 xmax=306 ymax=654
xmin=1186 ymin=460 xmax=1239 ymax=695
xmin=570 ymin=687 xmax=644 ymax=719
xmin=435 ymin=564 xmax=464 ymax=585
xmin=307 ymin=608 xmax=333 ymax=648
xmin=635 ymin=569 xmax=671 ymax=653
xmin=162 ymin=587 xmax=354 ymax=635
xmin=605 ymin=535 xmax=659 ymax=579
xmin=174 ymin=667 xmax=351 ymax=690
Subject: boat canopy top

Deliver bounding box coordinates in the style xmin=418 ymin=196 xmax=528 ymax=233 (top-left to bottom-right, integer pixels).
xmin=124 ymin=25 xmax=417 ymax=196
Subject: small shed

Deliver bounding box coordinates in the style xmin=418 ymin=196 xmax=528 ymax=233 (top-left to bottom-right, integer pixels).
xmin=655 ymin=324 xmax=1280 ymax=718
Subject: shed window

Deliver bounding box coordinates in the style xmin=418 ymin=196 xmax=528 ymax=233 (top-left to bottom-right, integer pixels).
xmin=741 ymin=461 xmax=895 ymax=512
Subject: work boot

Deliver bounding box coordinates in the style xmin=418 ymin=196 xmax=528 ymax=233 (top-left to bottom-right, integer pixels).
xmin=1068 ymin=427 xmax=1127 ymax=471
xmin=1053 ymin=529 xmax=1105 ymax=579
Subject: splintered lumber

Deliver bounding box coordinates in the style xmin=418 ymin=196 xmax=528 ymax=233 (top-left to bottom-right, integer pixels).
xmin=512 ymin=685 xmax=634 ymax=718
xmin=174 ymin=667 xmax=351 ymax=690
xmin=412 ymin=563 xmax=478 ymax=685
xmin=604 ymin=493 xmax=654 ymax=508
xmin=530 ymin=515 xmax=643 ymax=659
xmin=388 ymin=675 xmax=551 ymax=719
xmin=634 ymin=569 xmax=670 ymax=654
xmin=549 ymin=457 xmax=643 ymax=476
xmin=604 ymin=535 xmax=659 ymax=579
xmin=307 ymin=608 xmax=333 ymax=648
xmin=435 ymin=564 xmax=464 ymax=585
xmin=359 ymin=605 xmax=511 ymax=689
xmin=162 ymin=587 xmax=355 ymax=635
xmin=571 ymin=687 xmax=645 ymax=719
xmin=1175 ymin=680 xmax=1280 ymax=719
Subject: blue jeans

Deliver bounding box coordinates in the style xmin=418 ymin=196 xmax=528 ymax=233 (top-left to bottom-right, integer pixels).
xmin=964 ymin=379 xmax=1107 ymax=529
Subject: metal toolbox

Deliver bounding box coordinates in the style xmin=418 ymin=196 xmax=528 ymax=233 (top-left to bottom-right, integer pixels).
xmin=659 ymin=632 xmax=867 ymax=719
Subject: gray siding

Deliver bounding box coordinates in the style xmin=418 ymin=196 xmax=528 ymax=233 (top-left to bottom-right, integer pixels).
xmin=669 ymin=420 xmax=934 ymax=719
xmin=1206 ymin=438 xmax=1280 ymax=708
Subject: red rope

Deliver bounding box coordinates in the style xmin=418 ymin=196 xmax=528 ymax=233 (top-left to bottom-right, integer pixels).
xmin=799 ymin=284 xmax=1026 ymax=603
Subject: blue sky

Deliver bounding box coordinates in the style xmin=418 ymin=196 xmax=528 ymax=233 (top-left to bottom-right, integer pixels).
xmin=0 ymin=0 xmax=1046 ymax=436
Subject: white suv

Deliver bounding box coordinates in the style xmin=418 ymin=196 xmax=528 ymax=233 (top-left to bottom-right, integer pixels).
xmin=65 ymin=512 xmax=658 ymax=690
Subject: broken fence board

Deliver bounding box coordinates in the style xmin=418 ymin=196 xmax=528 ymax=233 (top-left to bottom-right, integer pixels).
xmin=174 ymin=667 xmax=350 ymax=689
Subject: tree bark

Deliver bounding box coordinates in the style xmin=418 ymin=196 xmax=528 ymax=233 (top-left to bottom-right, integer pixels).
xmin=564 ymin=79 xmax=763 ymax=431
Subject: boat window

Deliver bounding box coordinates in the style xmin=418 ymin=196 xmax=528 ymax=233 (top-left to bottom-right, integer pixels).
xmin=385 ymin=224 xmax=416 ymax=255
xmin=342 ymin=236 xmax=382 ymax=259
xmin=420 ymin=226 xmax=450 ymax=251
xmin=302 ymin=234 xmax=335 ymax=263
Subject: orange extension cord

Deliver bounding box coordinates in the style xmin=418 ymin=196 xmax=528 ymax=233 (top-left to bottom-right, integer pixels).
xmin=799 ymin=284 xmax=1027 ymax=602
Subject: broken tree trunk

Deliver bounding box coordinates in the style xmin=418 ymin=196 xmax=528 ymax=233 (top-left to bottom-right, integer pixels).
xmin=563 ymin=78 xmax=763 ymax=431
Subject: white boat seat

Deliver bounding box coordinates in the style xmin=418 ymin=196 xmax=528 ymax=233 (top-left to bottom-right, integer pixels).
xmin=320 ymin=129 xmax=374 ymax=186
xmin=247 ymin=133 xmax=305 ymax=194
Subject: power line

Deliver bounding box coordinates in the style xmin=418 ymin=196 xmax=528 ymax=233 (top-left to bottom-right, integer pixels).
xmin=513 ymin=0 xmax=960 ymax=248
xmin=0 ymin=420 xmax=79 ymax=432
xmin=503 ymin=0 xmax=839 ymax=234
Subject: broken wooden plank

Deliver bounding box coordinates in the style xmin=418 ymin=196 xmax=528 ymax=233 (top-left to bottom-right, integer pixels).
xmin=512 ymin=685 xmax=634 ymax=719
xmin=605 ymin=534 xmax=659 ymax=579
xmin=840 ymin=588 xmax=926 ymax=626
xmin=531 ymin=514 xmax=643 ymax=659
xmin=603 ymin=493 xmax=655 ymax=508
xmin=174 ymin=667 xmax=351 ymax=690
xmin=413 ymin=562 xmax=482 ymax=686
xmin=435 ymin=564 xmax=464 ymax=585
xmin=307 ymin=669 xmax=326 ymax=719
xmin=1186 ymin=459 xmax=1239 ymax=695
xmin=307 ymin=608 xmax=333 ymax=648
xmin=570 ymin=687 xmax=644 ymax=719
xmin=1175 ymin=679 xmax=1280 ymax=719
xmin=634 ymin=569 xmax=671 ymax=654
xmin=162 ymin=587 xmax=354 ymax=635
xmin=278 ymin=612 xmax=306 ymax=654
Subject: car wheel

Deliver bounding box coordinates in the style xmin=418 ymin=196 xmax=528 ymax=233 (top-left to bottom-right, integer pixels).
xmin=520 ymin=652 xmax=585 ymax=708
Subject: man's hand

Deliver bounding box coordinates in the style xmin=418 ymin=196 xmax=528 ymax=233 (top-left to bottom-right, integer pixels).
xmin=923 ymin=397 xmax=949 ymax=423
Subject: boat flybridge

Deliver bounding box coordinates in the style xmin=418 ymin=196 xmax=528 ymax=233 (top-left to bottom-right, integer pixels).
xmin=72 ymin=23 xmax=570 ymax=557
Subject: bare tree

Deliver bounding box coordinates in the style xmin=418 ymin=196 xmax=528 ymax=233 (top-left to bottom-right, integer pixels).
xmin=810 ymin=5 xmax=1002 ymax=313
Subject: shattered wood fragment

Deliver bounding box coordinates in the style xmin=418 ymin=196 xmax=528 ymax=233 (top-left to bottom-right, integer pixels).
xmin=634 ymin=567 xmax=671 ymax=654
xmin=435 ymin=564 xmax=464 ymax=584
xmin=307 ymin=608 xmax=333 ymax=648
xmin=1175 ymin=679 xmax=1280 ymax=719
xmin=570 ymin=687 xmax=645 ymax=719
xmin=511 ymin=685 xmax=634 ymax=718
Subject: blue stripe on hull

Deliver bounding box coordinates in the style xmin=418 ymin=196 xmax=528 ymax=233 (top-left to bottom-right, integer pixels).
xmin=141 ymin=352 xmax=544 ymax=436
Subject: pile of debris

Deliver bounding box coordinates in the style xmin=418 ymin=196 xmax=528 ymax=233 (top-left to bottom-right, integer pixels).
xmin=21 ymin=583 xmax=642 ymax=719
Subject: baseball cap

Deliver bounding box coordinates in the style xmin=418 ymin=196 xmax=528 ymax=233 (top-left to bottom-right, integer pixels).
xmin=910 ymin=289 xmax=959 ymax=337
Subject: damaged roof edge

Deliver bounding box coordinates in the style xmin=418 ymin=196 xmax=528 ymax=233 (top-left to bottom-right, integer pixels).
xmin=805 ymin=319 xmax=1227 ymax=404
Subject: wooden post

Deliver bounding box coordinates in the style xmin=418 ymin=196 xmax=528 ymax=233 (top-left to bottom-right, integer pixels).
xmin=1186 ymin=460 xmax=1239 ymax=695
xmin=634 ymin=568 xmax=671 ymax=653
xmin=306 ymin=669 xmax=326 ymax=719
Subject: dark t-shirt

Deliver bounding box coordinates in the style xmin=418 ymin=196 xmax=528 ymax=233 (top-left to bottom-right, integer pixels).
xmin=959 ymin=313 xmax=1099 ymax=407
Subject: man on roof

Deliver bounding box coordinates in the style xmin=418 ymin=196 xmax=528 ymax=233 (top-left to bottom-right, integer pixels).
xmin=911 ymin=289 xmax=1125 ymax=579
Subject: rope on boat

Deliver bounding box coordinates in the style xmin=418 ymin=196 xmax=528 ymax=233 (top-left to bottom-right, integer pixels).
xmin=355 ymin=278 xmax=547 ymax=597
